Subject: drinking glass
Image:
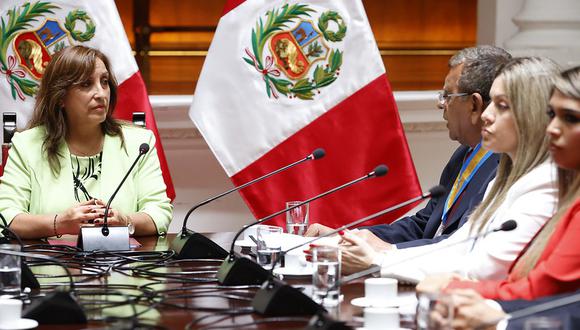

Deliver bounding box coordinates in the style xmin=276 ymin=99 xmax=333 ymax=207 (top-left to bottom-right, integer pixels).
xmin=524 ymin=317 xmax=563 ymax=330
xmin=416 ymin=292 xmax=454 ymax=330
xmin=285 ymin=201 xmax=309 ymax=236
xmin=256 ymin=226 xmax=282 ymax=269
xmin=311 ymin=245 xmax=341 ymax=306
xmin=0 ymin=244 xmax=21 ymax=297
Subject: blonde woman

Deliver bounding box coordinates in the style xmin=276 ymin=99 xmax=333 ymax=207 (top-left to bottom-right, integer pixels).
xmin=338 ymin=57 xmax=560 ymax=283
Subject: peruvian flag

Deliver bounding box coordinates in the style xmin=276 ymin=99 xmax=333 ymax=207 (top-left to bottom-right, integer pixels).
xmin=190 ymin=0 xmax=420 ymax=227
xmin=0 ymin=0 xmax=175 ymax=200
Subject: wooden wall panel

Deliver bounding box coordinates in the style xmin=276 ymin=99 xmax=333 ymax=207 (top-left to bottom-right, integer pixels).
xmin=144 ymin=54 xmax=453 ymax=95
xmin=148 ymin=57 xmax=203 ymax=93
xmin=115 ymin=0 xmax=476 ymax=94
xmin=364 ymin=0 xmax=477 ymax=48
xmin=149 ymin=0 xmax=224 ymax=27
xmin=384 ymin=54 xmax=453 ymax=90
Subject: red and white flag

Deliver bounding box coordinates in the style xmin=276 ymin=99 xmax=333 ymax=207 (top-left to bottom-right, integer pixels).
xmin=0 ymin=0 xmax=175 ymax=200
xmin=190 ymin=0 xmax=420 ymax=227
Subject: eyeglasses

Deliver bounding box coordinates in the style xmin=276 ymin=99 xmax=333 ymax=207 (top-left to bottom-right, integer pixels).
xmin=437 ymin=91 xmax=470 ymax=104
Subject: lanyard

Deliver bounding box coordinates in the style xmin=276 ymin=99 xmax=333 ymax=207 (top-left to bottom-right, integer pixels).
xmin=442 ymin=143 xmax=493 ymax=225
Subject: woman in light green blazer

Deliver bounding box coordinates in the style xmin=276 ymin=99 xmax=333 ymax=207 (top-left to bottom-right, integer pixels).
xmin=0 ymin=46 xmax=172 ymax=239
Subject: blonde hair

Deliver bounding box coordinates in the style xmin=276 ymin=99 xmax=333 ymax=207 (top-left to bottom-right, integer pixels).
xmin=470 ymin=57 xmax=560 ymax=234
xmin=509 ymin=66 xmax=580 ymax=279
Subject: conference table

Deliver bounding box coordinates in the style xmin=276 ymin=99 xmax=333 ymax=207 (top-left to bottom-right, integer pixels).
xmin=23 ymin=233 xmax=418 ymax=329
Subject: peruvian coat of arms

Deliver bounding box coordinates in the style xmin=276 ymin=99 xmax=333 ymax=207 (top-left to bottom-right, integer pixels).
xmin=243 ymin=4 xmax=347 ymax=100
xmin=0 ymin=1 xmax=95 ymax=101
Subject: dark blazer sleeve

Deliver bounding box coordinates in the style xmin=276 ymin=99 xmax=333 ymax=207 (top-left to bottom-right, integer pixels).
xmin=394 ymin=166 xmax=495 ymax=249
xmin=394 ymin=232 xmax=454 ymax=249
xmin=364 ymin=146 xmax=467 ymax=244
xmin=499 ymin=291 xmax=580 ymax=330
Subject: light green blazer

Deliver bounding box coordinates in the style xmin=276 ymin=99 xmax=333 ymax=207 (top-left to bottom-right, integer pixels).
xmin=0 ymin=125 xmax=173 ymax=235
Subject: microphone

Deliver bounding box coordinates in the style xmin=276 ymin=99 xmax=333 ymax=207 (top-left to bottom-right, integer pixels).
xmin=295 ymin=218 xmax=519 ymax=324
xmin=506 ymin=291 xmax=580 ymax=321
xmin=338 ymin=219 xmax=519 ymax=287
xmin=216 ymin=164 xmax=389 ymax=286
xmin=77 ymin=143 xmax=149 ymax=251
xmin=102 ymin=143 xmax=149 ymax=236
xmin=269 ymin=185 xmax=447 ymax=278
xmin=171 ymin=148 xmax=326 ymax=259
xmin=0 ymin=249 xmax=87 ymax=324
xmin=229 ymin=164 xmax=389 ymax=257
xmin=251 ymin=185 xmax=445 ymax=316
xmin=475 ymin=291 xmax=580 ymax=329
xmin=0 ymin=214 xmax=40 ymax=290
xmin=498 ymin=219 xmax=517 ymax=232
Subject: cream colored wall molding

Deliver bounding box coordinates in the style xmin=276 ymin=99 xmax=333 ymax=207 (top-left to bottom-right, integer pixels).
xmin=150 ymin=90 xmax=445 ymax=146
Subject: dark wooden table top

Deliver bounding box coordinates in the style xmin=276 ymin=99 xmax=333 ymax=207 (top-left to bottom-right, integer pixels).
xmin=24 ymin=233 xmax=416 ymax=329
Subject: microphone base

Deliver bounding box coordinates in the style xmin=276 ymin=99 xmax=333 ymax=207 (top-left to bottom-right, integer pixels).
xmin=216 ymin=256 xmax=271 ymax=286
xmin=252 ymin=279 xmax=326 ymax=316
xmin=23 ymin=291 xmax=87 ymax=324
xmin=22 ymin=262 xmax=40 ymax=290
xmin=171 ymin=229 xmax=228 ymax=259
xmin=306 ymin=313 xmax=352 ymax=330
xmin=76 ymin=226 xmax=130 ymax=251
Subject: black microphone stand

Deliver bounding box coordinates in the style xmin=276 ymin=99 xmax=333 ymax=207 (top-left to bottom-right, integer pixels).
xmin=216 ymin=165 xmax=389 ymax=286
xmin=251 ymin=185 xmax=445 ymax=317
xmin=101 ymin=143 xmax=150 ymax=236
xmin=507 ymin=291 xmax=580 ymax=322
xmin=329 ymin=219 xmax=517 ymax=293
xmin=0 ymin=249 xmax=87 ymax=324
xmin=305 ymin=219 xmax=517 ymax=328
xmin=268 ymin=185 xmax=447 ymax=279
xmin=171 ymin=148 xmax=325 ymax=260
xmin=77 ymin=143 xmax=149 ymax=251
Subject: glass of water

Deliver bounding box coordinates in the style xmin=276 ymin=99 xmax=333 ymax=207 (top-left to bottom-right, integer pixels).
xmin=311 ymin=245 xmax=341 ymax=307
xmin=256 ymin=226 xmax=282 ymax=269
xmin=416 ymin=292 xmax=454 ymax=330
xmin=0 ymin=244 xmax=21 ymax=297
xmin=286 ymin=201 xmax=309 ymax=236
xmin=524 ymin=317 xmax=563 ymax=330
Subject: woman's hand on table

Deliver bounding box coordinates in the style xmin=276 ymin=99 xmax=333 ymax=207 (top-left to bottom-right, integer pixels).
xmin=56 ymin=199 xmax=103 ymax=234
xmin=338 ymin=230 xmax=378 ymax=274
xmin=416 ymin=273 xmax=464 ymax=295
xmin=304 ymin=223 xmax=335 ymax=237
xmin=353 ymin=229 xmax=395 ymax=252
xmin=432 ymin=289 xmax=505 ymax=330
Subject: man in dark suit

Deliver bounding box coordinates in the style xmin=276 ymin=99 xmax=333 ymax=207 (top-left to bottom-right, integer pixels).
xmin=305 ymin=46 xmax=511 ymax=251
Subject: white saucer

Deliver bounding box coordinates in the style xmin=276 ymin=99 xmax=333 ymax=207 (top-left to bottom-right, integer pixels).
xmin=0 ymin=318 xmax=39 ymax=330
xmin=234 ymin=239 xmax=256 ymax=248
xmin=351 ymin=296 xmax=414 ymax=308
xmin=273 ymin=266 xmax=313 ymax=277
